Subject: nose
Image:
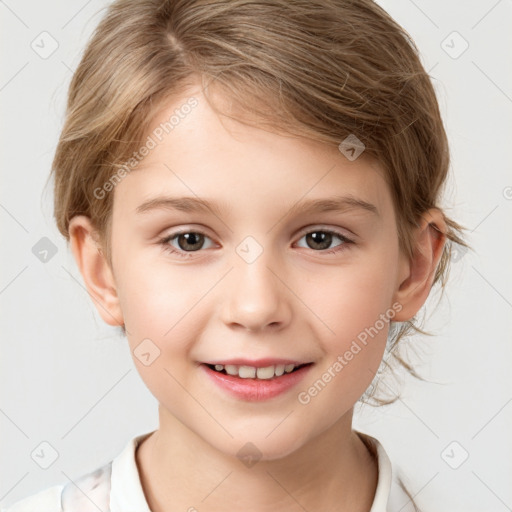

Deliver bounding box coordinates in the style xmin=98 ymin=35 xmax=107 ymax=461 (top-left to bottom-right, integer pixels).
xmin=220 ymin=248 xmax=292 ymax=333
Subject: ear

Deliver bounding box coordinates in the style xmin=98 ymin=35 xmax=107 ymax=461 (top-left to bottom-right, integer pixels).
xmin=392 ymin=208 xmax=447 ymax=322
xmin=68 ymin=215 xmax=124 ymax=327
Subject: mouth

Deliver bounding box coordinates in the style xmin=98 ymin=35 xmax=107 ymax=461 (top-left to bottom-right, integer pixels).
xmin=199 ymin=360 xmax=314 ymax=401
xmin=203 ymin=362 xmax=312 ymax=380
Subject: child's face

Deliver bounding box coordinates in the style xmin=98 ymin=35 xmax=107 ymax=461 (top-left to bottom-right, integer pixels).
xmin=109 ymin=86 xmax=407 ymax=458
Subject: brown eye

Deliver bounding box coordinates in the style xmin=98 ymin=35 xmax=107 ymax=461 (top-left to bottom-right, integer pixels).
xmin=296 ymin=229 xmax=351 ymax=252
xmin=305 ymin=231 xmax=333 ymax=250
xmin=159 ymin=230 xmax=215 ymax=257
xmin=176 ymin=232 xmax=205 ymax=251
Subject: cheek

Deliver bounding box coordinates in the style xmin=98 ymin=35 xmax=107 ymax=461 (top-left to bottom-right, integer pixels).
xmin=295 ymin=268 xmax=394 ymax=428
xmin=116 ymin=251 xmax=207 ymax=334
xmin=301 ymin=251 xmax=397 ymax=347
xmin=294 ymin=246 xmax=398 ymax=404
xmin=115 ymin=262 xmax=208 ymax=407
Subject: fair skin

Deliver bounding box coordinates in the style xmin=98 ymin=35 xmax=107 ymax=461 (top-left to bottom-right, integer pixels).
xmin=69 ymin=85 xmax=446 ymax=511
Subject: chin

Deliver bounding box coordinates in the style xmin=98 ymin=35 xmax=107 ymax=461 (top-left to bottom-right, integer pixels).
xmin=210 ymin=426 xmax=309 ymax=463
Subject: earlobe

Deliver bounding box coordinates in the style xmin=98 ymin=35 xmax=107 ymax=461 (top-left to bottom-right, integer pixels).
xmin=392 ymin=209 xmax=447 ymax=322
xmin=68 ymin=215 xmax=124 ymax=327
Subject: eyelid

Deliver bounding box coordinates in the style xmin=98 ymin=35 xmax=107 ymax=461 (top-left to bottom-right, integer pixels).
xmin=159 ymin=227 xmax=216 ymax=246
xmin=296 ymin=225 xmax=356 ymax=242
xmin=159 ymin=225 xmax=215 ymax=241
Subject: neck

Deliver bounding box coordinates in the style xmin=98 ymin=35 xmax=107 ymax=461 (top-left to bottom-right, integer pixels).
xmin=136 ymin=406 xmax=378 ymax=512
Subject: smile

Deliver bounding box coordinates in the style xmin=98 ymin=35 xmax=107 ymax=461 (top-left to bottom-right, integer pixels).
xmin=200 ymin=361 xmax=314 ymax=401
xmin=206 ymin=363 xmax=309 ymax=379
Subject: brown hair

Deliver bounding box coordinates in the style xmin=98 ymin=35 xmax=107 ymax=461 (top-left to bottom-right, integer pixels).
xmin=50 ymin=0 xmax=467 ymax=407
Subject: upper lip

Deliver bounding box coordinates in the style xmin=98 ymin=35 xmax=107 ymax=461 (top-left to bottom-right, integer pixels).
xmin=202 ymin=358 xmax=312 ymax=368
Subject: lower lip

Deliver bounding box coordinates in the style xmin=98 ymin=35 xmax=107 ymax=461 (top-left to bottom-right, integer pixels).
xmin=200 ymin=364 xmax=313 ymax=401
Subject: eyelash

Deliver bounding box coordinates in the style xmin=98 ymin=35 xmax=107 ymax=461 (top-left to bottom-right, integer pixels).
xmin=157 ymin=228 xmax=355 ymax=259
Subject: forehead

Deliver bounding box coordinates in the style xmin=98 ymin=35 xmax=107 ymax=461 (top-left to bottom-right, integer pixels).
xmin=113 ymin=87 xmax=392 ymax=222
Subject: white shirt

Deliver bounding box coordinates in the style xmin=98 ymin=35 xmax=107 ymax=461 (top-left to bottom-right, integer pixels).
xmin=2 ymin=430 xmax=413 ymax=512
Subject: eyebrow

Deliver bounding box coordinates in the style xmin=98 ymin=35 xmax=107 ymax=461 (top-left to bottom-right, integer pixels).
xmin=287 ymin=195 xmax=378 ymax=217
xmin=136 ymin=196 xmax=231 ymax=217
xmin=135 ymin=194 xmax=379 ymax=217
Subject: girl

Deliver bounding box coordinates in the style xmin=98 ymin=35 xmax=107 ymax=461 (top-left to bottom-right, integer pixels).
xmin=4 ymin=0 xmax=466 ymax=510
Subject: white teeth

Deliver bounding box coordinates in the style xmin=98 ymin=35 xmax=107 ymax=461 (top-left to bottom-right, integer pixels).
xmin=225 ymin=364 xmax=238 ymax=376
xmin=274 ymin=364 xmax=285 ymax=376
xmin=256 ymin=366 xmax=275 ymax=379
xmin=210 ymin=363 xmax=302 ymax=378
xmin=239 ymin=365 xmax=256 ymax=378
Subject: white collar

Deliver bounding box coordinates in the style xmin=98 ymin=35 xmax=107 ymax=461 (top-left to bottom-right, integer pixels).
xmin=357 ymin=431 xmax=393 ymax=512
xmin=109 ymin=430 xmax=394 ymax=512
xmin=110 ymin=431 xmax=153 ymax=512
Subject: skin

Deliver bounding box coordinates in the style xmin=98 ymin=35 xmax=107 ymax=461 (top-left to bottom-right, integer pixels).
xmin=69 ymin=84 xmax=446 ymax=511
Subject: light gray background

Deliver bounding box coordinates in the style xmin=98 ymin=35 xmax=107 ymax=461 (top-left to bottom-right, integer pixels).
xmin=1 ymin=1 xmax=511 ymax=510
